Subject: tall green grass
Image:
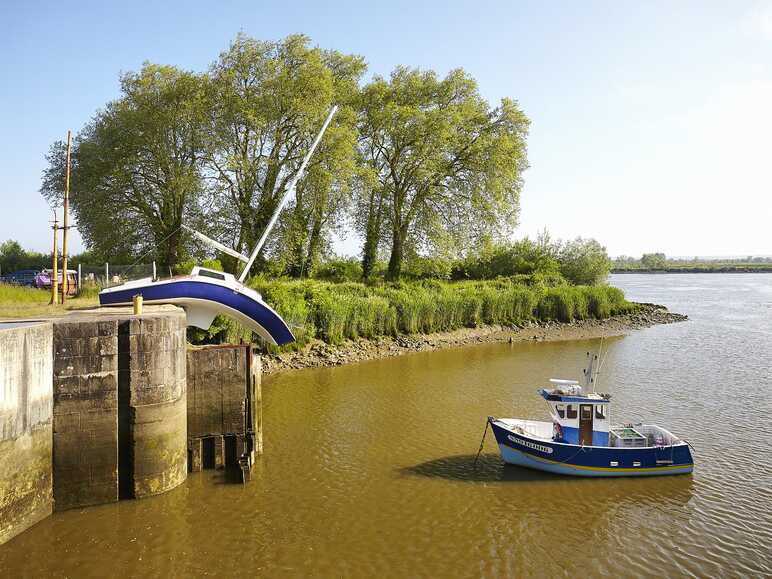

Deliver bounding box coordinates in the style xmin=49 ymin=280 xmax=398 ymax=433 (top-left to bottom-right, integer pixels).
xmin=0 ymin=283 xmax=50 ymax=303
xmin=208 ymin=278 xmax=636 ymax=349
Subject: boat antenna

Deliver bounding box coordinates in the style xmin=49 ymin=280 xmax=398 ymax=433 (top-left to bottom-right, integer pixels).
xmin=238 ymin=105 xmax=339 ymax=283
xmin=593 ymin=336 xmax=608 ymax=392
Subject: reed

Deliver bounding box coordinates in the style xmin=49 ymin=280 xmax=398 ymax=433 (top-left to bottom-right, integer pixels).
xmin=225 ymin=278 xmax=636 ymax=349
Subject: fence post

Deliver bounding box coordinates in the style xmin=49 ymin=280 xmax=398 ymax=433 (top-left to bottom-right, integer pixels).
xmin=105 ymin=262 xmax=109 ymax=286
xmin=152 ymin=261 xmax=157 ymax=281
xmin=77 ymin=263 xmax=81 ymax=294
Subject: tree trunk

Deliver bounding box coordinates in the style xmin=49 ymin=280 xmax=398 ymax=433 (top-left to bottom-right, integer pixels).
xmin=361 ymin=189 xmax=384 ymax=281
xmin=386 ymin=227 xmax=404 ymax=281
xmin=303 ymin=213 xmax=323 ymax=277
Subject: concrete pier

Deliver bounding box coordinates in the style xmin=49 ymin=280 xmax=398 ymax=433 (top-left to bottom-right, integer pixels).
xmin=0 ymin=322 xmax=54 ymax=545
xmin=118 ymin=313 xmax=187 ymax=498
xmin=49 ymin=307 xmax=188 ymax=507
xmin=1 ymin=305 xmax=261 ymax=546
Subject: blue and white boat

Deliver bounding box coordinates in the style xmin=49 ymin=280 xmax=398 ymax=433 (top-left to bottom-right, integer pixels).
xmin=99 ymin=107 xmax=339 ymax=346
xmin=99 ymin=266 xmax=294 ymax=345
xmin=489 ymin=354 xmax=694 ymax=477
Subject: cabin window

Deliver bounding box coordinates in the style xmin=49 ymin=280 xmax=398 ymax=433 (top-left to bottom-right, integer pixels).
xmin=197 ymin=269 xmax=226 ymax=281
xmin=566 ymin=404 xmax=578 ymax=419
xmin=595 ymin=405 xmax=607 ymax=420
xmin=555 ymin=404 xmax=565 ymax=419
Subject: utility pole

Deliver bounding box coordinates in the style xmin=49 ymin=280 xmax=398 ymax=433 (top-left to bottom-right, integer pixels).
xmin=50 ymin=211 xmax=59 ymax=305
xmin=61 ymin=130 xmax=72 ymax=302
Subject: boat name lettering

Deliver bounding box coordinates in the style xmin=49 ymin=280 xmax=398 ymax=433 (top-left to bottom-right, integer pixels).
xmin=507 ymin=434 xmax=554 ymax=454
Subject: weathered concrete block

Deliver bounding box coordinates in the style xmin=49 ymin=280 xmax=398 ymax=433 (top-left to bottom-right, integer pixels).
xmin=0 ymin=322 xmax=53 ymax=546
xmin=117 ymin=310 xmax=187 ymax=498
xmin=52 ymin=318 xmax=119 ymax=512
xmin=186 ymin=344 xmax=262 ymax=471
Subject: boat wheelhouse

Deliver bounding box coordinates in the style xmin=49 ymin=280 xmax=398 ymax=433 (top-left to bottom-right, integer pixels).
xmin=488 ymin=353 xmax=694 ymax=477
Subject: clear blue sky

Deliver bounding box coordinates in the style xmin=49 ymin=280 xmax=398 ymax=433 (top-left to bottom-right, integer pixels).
xmin=2 ymin=0 xmax=770 ymax=258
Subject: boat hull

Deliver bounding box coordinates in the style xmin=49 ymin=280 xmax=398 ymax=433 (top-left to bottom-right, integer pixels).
xmin=490 ymin=419 xmax=693 ymax=477
xmin=99 ymin=277 xmax=294 ymax=346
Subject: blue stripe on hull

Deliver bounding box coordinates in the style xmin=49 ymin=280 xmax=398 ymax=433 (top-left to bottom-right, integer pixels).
xmin=498 ymin=444 xmax=694 ymax=477
xmin=99 ymin=280 xmax=294 ymax=345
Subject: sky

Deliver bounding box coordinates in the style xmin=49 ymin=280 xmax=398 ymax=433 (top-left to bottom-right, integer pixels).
xmin=1 ymin=0 xmax=770 ymax=258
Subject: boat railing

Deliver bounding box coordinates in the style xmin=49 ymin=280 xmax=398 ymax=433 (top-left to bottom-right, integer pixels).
xmin=630 ymin=424 xmax=682 ymax=446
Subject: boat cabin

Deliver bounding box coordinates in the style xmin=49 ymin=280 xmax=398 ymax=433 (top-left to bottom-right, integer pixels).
xmin=539 ymin=379 xmax=611 ymax=446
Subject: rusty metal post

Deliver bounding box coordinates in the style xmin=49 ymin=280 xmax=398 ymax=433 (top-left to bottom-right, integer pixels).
xmin=61 ymin=130 xmax=72 ymax=302
xmin=50 ymin=211 xmax=59 ymax=305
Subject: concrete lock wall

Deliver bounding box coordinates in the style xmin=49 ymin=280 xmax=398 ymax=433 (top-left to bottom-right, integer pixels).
xmin=52 ymin=319 xmax=119 ymax=510
xmin=118 ymin=312 xmax=187 ymax=499
xmin=51 ymin=307 xmax=188 ymax=509
xmin=0 ymin=322 xmax=53 ymax=545
xmin=186 ymin=344 xmax=261 ymax=473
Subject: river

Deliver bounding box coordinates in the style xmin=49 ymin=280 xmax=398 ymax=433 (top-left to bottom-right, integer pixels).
xmin=1 ymin=274 xmax=770 ymax=577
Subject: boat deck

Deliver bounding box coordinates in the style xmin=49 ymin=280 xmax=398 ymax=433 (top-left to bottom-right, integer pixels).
xmin=496 ymin=418 xmax=683 ymax=448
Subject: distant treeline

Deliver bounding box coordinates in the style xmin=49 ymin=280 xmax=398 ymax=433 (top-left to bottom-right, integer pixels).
xmin=5 ymin=232 xmax=614 ymax=286
xmin=0 ymin=239 xmax=96 ymax=274
xmin=613 ymin=253 xmax=772 ymax=273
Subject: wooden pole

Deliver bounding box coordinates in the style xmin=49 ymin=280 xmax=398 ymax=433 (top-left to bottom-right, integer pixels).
xmin=50 ymin=211 xmax=59 ymax=305
xmin=61 ymin=130 xmax=72 ymax=302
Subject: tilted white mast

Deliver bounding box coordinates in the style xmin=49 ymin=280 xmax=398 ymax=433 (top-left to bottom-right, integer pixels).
xmin=182 ymin=225 xmax=250 ymax=263
xmin=238 ymin=105 xmax=338 ymax=283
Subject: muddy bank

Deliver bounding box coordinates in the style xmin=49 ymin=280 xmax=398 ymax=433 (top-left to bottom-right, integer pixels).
xmin=261 ymin=303 xmax=687 ymax=374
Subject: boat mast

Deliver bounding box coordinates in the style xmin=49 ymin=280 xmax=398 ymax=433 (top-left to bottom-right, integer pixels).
xmin=238 ymin=106 xmax=338 ymax=283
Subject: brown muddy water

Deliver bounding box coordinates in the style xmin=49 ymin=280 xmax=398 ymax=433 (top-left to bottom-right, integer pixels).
xmin=1 ymin=274 xmax=771 ymax=578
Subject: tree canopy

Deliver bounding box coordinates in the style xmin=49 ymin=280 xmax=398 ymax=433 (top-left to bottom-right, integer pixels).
xmin=355 ymin=67 xmax=529 ymax=279
xmin=40 ymin=33 xmax=538 ymax=281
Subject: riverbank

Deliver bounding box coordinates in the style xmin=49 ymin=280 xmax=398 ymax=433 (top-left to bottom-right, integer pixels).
xmin=262 ymin=302 xmax=686 ymax=374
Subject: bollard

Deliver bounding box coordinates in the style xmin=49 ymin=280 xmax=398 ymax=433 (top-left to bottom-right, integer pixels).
xmin=132 ymin=294 xmax=143 ymax=315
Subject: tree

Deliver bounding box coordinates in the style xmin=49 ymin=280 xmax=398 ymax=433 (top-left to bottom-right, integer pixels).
xmin=41 ymin=64 xmax=207 ymax=266
xmin=202 ymin=34 xmax=365 ymax=276
xmin=356 ymin=67 xmax=529 ymax=280
xmin=558 ymin=238 xmax=611 ymax=285
xmin=640 ymin=252 xmax=667 ymax=270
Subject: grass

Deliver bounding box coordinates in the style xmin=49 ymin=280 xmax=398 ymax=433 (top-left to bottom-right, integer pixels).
xmin=0 ymin=283 xmax=98 ymax=319
xmin=1 ymin=278 xmax=636 ymax=350
xmin=214 ymin=278 xmax=637 ymax=350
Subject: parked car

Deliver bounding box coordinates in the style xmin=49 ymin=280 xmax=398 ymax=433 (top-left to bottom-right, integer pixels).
xmin=1 ymin=269 xmax=40 ymax=286
xmin=34 ymin=269 xmax=78 ymax=295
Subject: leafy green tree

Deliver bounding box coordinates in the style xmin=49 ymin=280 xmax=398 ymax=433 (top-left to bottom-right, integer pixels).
xmin=558 ymin=238 xmax=611 ymax=285
xmin=356 ymin=67 xmax=529 ymax=280
xmin=41 ymin=64 xmax=207 ymax=266
xmin=203 ymin=34 xmax=365 ymax=276
xmin=640 ymin=252 xmax=667 ymax=270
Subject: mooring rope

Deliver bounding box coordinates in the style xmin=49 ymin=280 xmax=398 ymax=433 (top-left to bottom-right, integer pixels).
xmin=473 ymin=419 xmax=491 ymax=468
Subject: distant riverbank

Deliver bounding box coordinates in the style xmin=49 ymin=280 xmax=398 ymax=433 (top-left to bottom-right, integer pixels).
xmin=262 ymin=302 xmax=686 ymax=374
xmin=612 ymin=266 xmax=772 ymax=274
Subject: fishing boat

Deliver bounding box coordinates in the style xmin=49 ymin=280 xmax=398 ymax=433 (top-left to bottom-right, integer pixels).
xmin=99 ymin=106 xmax=339 ymax=346
xmin=487 ymin=353 xmax=694 ymax=477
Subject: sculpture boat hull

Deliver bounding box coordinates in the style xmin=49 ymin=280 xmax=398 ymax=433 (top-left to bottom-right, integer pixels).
xmin=99 ymin=269 xmax=294 ymax=346
xmin=490 ymin=418 xmax=693 ymax=477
